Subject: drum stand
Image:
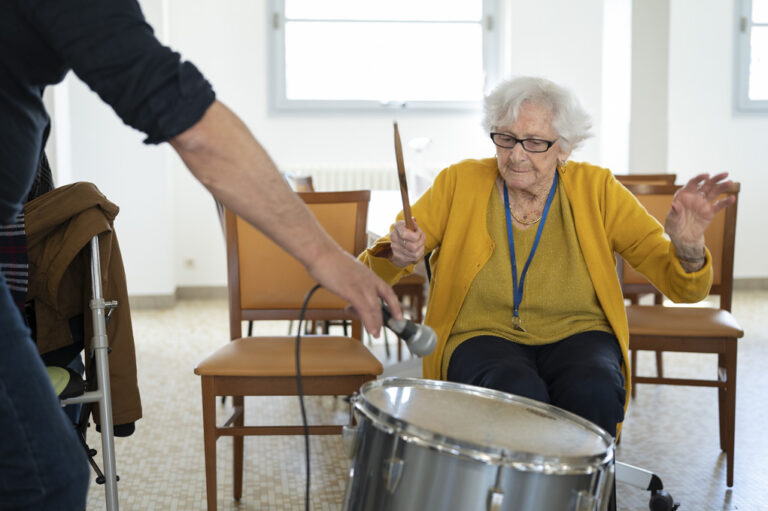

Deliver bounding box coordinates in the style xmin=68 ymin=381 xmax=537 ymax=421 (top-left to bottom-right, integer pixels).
xmin=615 ymin=462 xmax=679 ymax=510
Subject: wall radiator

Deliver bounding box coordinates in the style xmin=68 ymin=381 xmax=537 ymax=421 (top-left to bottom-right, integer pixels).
xmin=282 ymin=164 xmax=399 ymax=191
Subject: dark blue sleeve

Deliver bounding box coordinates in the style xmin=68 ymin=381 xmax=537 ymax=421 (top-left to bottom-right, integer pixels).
xmin=21 ymin=0 xmax=216 ymax=144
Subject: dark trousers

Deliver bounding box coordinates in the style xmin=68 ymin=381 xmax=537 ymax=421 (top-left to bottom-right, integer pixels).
xmin=448 ymin=331 xmax=624 ymax=510
xmin=0 ymin=275 xmax=89 ymax=510
xmin=447 ymin=330 xmax=625 ymax=436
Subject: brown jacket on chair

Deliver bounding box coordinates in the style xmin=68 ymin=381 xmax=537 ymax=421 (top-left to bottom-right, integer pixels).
xmin=24 ymin=182 xmax=142 ymax=426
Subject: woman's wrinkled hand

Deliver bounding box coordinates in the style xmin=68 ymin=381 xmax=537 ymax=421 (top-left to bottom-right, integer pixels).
xmin=665 ymin=172 xmax=736 ymax=259
xmin=389 ymin=218 xmax=425 ymax=268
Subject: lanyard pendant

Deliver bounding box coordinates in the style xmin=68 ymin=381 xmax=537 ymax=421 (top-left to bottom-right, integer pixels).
xmin=513 ymin=315 xmax=526 ymax=332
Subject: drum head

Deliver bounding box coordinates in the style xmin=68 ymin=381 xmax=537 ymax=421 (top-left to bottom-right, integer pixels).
xmin=356 ymin=378 xmax=613 ymax=467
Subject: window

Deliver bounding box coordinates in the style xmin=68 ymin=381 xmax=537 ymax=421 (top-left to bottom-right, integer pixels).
xmin=736 ymin=0 xmax=768 ymax=111
xmin=268 ymin=0 xmax=500 ymax=111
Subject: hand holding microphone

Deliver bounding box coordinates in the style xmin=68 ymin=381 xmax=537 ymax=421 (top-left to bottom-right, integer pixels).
xmin=381 ymin=302 xmax=436 ymax=357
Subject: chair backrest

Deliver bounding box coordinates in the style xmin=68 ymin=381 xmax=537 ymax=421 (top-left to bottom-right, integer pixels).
xmin=620 ymin=182 xmax=740 ymax=311
xmin=613 ymin=175 xmax=675 ymax=304
xmin=224 ymin=191 xmax=370 ymax=339
xmin=285 ymin=173 xmax=315 ymax=192
xmin=614 ymin=173 xmax=676 ymax=185
xmin=214 ymin=199 xmax=226 ymax=235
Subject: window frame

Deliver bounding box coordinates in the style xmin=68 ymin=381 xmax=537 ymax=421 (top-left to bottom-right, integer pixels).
xmin=735 ymin=0 xmax=768 ymax=112
xmin=267 ymin=0 xmax=501 ymax=112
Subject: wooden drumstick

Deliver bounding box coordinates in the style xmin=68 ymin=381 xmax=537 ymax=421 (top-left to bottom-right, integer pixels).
xmin=393 ymin=121 xmax=414 ymax=231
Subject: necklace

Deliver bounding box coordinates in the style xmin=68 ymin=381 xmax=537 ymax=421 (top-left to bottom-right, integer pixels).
xmin=499 ymin=177 xmax=545 ymax=225
xmin=508 ymin=203 xmax=542 ymax=225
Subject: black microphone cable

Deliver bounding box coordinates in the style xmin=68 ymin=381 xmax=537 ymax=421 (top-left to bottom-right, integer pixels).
xmin=296 ymin=284 xmax=321 ymax=511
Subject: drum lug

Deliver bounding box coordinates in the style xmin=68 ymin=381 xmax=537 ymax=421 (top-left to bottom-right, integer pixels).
xmin=487 ymin=487 xmax=504 ymax=511
xmin=342 ymin=394 xmax=359 ymax=458
xmin=487 ymin=464 xmax=504 ymax=511
xmin=342 ymin=424 xmax=359 ymax=458
xmin=383 ymin=458 xmax=404 ymax=493
xmin=571 ymin=490 xmax=597 ymax=511
xmin=382 ymin=428 xmax=405 ymax=493
xmin=597 ymin=462 xmax=615 ymax=511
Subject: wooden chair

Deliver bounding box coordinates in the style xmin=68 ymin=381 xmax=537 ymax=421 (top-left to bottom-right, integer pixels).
xmin=615 ymin=174 xmax=676 ymax=375
xmin=622 ymin=182 xmax=743 ymax=487
xmin=194 ymin=191 xmax=383 ymax=510
xmin=618 ymin=182 xmax=681 ymax=382
xmin=392 ymin=272 xmax=427 ymax=361
xmin=285 ymin=173 xmax=315 ymax=192
xmin=244 ymin=174 xmax=340 ymax=337
xmin=614 ymin=172 xmax=676 ymax=186
xmin=281 ymin=173 xmax=357 ymax=337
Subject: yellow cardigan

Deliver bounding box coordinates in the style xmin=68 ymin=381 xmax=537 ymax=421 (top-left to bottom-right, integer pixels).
xmin=361 ymin=158 xmax=713 ymax=412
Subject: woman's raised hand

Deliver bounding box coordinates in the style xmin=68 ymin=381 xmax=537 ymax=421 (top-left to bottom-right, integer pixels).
xmin=389 ymin=218 xmax=426 ymax=268
xmin=665 ymin=172 xmax=736 ymax=260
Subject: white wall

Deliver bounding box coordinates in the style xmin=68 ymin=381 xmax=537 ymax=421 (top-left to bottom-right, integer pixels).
xmin=504 ymin=0 xmax=606 ymax=164
xmin=164 ymin=0 xmax=608 ymax=171
xmin=668 ymin=0 xmax=768 ymax=279
xmin=64 ymin=77 xmax=176 ymax=296
xmin=630 ymin=0 xmax=670 ymax=171
xmin=165 ymin=0 xmax=608 ymax=290
xmin=168 ymin=0 xmax=494 ymax=290
xmin=48 ymin=0 xmax=764 ymax=296
xmin=602 ymin=0 xmax=632 ymax=172
xmin=47 ymin=0 xmax=177 ymax=297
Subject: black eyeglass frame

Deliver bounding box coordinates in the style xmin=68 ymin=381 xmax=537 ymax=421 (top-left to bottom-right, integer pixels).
xmin=489 ymin=132 xmax=558 ymax=153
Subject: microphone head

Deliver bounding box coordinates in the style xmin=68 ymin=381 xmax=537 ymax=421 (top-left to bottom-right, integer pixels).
xmin=406 ymin=324 xmax=437 ymax=357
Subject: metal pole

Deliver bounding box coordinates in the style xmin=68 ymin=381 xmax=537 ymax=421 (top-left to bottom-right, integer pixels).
xmin=90 ymin=237 xmax=119 ymax=511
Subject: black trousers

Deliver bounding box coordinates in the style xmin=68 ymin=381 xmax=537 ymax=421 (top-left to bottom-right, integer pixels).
xmin=447 ymin=330 xmax=625 ymax=435
xmin=447 ymin=331 xmax=624 ymax=510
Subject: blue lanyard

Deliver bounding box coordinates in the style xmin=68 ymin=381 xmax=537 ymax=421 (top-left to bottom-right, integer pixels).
xmin=503 ymin=172 xmax=558 ymax=332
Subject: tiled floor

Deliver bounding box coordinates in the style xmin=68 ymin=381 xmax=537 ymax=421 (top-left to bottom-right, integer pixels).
xmin=84 ymin=291 xmax=768 ymax=510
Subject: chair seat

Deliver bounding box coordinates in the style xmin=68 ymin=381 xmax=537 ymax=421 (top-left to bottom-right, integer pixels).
xmin=396 ymin=272 xmax=427 ymax=285
xmin=626 ymin=305 xmax=744 ymax=338
xmin=194 ymin=335 xmax=383 ymax=377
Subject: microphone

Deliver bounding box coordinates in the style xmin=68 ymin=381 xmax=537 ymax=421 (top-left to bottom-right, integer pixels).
xmin=381 ymin=303 xmax=437 ymax=357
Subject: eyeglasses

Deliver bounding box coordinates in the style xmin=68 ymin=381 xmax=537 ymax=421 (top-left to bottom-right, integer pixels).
xmin=490 ymin=133 xmax=558 ymax=153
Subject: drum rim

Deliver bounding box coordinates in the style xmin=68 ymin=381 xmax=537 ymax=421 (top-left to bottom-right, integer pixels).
xmin=354 ymin=377 xmax=615 ymax=473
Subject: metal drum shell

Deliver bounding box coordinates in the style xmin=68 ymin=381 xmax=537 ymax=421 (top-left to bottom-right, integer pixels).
xmin=343 ymin=377 xmax=615 ymax=511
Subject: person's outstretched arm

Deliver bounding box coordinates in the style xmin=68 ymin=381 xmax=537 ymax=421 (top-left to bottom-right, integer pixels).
xmin=170 ymin=101 xmax=401 ymax=335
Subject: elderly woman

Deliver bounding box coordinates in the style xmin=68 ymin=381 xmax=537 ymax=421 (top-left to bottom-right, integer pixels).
xmin=361 ymin=76 xmax=734 ymax=440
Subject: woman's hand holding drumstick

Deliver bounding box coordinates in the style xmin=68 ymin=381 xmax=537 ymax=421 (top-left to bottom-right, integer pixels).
xmin=389 ymin=122 xmax=425 ymax=268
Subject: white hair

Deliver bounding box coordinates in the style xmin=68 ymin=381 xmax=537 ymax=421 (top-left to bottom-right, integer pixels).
xmin=483 ymin=76 xmax=593 ymax=153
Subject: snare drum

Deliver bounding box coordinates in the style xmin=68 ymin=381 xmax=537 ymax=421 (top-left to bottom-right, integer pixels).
xmin=342 ymin=378 xmax=614 ymax=511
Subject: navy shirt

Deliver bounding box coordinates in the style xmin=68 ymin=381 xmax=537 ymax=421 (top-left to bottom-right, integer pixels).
xmin=0 ymin=0 xmax=216 ymax=223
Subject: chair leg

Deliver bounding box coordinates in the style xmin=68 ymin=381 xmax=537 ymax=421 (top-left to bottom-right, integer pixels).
xmin=655 ymin=351 xmax=664 ymax=377
xmin=381 ymin=328 xmax=390 ymax=359
xmin=233 ymin=395 xmax=245 ymax=500
xmin=201 ymin=377 xmax=218 ymax=511
xmin=651 ymin=295 xmax=664 ymax=378
xmin=352 ymin=321 xmax=362 ymax=341
xmin=719 ymin=342 xmax=737 ymax=487
xmin=718 ymin=354 xmax=726 ymax=453
xmin=630 ymin=349 xmax=637 ymax=399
